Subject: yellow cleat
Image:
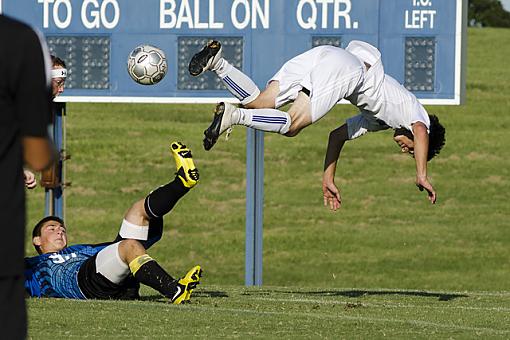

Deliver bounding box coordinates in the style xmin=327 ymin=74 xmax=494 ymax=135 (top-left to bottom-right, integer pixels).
xmin=172 ymin=265 xmax=203 ymax=305
xmin=170 ymin=141 xmax=199 ymax=188
xmin=182 ymin=266 xmax=204 ymax=303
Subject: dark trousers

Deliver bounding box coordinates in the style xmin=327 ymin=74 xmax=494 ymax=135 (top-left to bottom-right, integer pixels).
xmin=0 ymin=275 xmax=26 ymax=340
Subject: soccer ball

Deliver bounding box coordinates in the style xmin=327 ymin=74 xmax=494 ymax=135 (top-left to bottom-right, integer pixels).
xmin=127 ymin=45 xmax=167 ymax=85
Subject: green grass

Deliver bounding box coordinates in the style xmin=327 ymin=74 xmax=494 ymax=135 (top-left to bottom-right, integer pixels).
xmin=26 ymin=27 xmax=510 ymax=338
xmin=29 ymin=287 xmax=510 ymax=338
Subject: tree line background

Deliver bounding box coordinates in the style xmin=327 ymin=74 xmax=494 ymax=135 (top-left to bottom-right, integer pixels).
xmin=469 ymin=0 xmax=510 ymax=27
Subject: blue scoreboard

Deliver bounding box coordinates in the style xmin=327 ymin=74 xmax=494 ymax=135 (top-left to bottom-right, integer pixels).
xmin=1 ymin=0 xmax=466 ymax=105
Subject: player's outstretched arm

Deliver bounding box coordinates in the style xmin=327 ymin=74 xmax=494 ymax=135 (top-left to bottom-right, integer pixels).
xmin=412 ymin=122 xmax=436 ymax=204
xmin=322 ymin=124 xmax=349 ymax=211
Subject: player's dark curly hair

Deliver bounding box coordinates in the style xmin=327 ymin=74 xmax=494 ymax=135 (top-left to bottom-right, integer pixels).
xmin=32 ymin=216 xmax=65 ymax=254
xmin=427 ymin=114 xmax=446 ymax=161
xmin=393 ymin=114 xmax=445 ymax=161
xmin=50 ymin=55 xmax=66 ymax=68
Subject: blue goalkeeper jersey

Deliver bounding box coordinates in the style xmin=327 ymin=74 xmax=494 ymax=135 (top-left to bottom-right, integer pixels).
xmin=24 ymin=244 xmax=107 ymax=299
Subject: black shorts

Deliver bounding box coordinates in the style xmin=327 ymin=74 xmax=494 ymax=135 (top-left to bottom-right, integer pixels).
xmin=77 ymin=255 xmax=140 ymax=300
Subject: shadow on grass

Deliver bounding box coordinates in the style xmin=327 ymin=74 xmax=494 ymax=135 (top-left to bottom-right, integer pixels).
xmin=241 ymin=289 xmax=468 ymax=302
xmin=298 ymin=290 xmax=468 ymax=301
xmin=193 ymin=290 xmax=229 ymax=298
xmin=137 ymin=290 xmax=229 ymax=302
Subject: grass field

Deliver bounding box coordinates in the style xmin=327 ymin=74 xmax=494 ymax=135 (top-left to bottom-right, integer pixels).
xmin=26 ymin=28 xmax=510 ymax=338
xmin=28 ymin=287 xmax=510 ymax=338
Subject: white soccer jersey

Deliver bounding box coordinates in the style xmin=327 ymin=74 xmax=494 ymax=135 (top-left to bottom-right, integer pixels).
xmin=268 ymin=41 xmax=429 ymax=138
xmin=345 ymin=40 xmax=386 ymax=114
xmin=345 ymin=41 xmax=430 ymax=140
xmin=346 ymin=75 xmax=431 ymax=139
xmin=269 ymin=45 xmax=365 ymax=124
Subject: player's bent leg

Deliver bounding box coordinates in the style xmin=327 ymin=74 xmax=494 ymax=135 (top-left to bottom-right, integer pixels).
xmin=130 ymin=142 xmax=197 ymax=222
xmin=118 ymin=245 xmax=203 ymax=304
xmin=171 ymin=141 xmax=199 ymax=188
xmin=218 ymin=65 xmax=260 ymax=105
xmin=119 ymin=209 xmax=152 ymax=243
xmin=122 ymin=200 xmax=151 ymax=231
xmin=203 ymin=102 xmax=291 ymax=150
xmin=203 ymin=102 xmax=238 ymax=151
xmin=96 ymin=240 xmax=132 ymax=284
xmin=243 ymin=81 xmax=279 ymax=109
xmin=78 ymin=242 xmax=140 ymax=300
xmin=118 ymin=239 xmax=147 ymax=264
xmin=284 ymin=91 xmax=313 ymax=137
xmin=189 ymin=40 xmax=261 ymax=105
xmin=126 ymin=249 xmax=202 ymax=304
xmin=115 ymin=213 xmax=164 ymax=252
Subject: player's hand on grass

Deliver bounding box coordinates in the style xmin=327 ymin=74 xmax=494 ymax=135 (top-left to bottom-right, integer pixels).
xmin=416 ymin=176 xmax=436 ymax=204
xmin=323 ymin=180 xmax=341 ymax=211
xmin=24 ymin=170 xmax=37 ymax=189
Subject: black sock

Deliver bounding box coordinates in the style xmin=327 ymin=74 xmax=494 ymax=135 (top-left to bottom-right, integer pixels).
xmin=133 ymin=260 xmax=178 ymax=298
xmin=144 ymin=178 xmax=189 ymax=219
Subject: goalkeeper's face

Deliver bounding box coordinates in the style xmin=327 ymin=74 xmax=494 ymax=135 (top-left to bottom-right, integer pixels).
xmin=51 ymin=66 xmax=66 ymax=99
xmin=33 ymin=219 xmax=68 ymax=254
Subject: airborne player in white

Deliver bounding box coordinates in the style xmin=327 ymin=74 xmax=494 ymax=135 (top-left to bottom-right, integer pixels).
xmin=189 ymin=40 xmax=445 ymax=209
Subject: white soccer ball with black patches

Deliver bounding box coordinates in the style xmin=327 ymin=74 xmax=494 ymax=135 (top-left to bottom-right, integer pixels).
xmin=127 ymin=45 xmax=167 ymax=85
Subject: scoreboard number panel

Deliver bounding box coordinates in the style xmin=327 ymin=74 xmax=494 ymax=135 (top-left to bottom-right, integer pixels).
xmin=1 ymin=0 xmax=466 ymax=105
xmin=46 ymin=35 xmax=110 ymax=90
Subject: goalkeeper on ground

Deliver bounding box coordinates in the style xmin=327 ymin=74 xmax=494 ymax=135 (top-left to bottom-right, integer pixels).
xmin=24 ymin=142 xmax=201 ymax=303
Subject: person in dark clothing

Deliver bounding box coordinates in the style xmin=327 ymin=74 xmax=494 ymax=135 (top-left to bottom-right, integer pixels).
xmin=0 ymin=14 xmax=55 ymax=340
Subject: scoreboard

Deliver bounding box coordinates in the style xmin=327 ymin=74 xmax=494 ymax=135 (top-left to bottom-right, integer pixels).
xmin=1 ymin=0 xmax=466 ymax=104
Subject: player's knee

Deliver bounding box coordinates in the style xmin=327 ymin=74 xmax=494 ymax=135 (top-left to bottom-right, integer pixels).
xmin=244 ymin=83 xmax=278 ymax=109
xmin=118 ymin=239 xmax=147 ymax=264
xmin=283 ymin=113 xmax=308 ymax=136
xmin=244 ymin=95 xmax=274 ymax=109
xmin=284 ymin=125 xmax=302 ymax=137
xmin=119 ymin=239 xmax=145 ymax=256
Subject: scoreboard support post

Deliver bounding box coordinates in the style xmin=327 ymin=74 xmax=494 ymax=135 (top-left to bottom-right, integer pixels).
xmin=44 ymin=103 xmax=66 ymax=220
xmin=245 ymin=129 xmax=264 ymax=286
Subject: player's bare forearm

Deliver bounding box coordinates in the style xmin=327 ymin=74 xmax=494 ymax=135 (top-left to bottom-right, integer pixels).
xmin=322 ymin=124 xmax=348 ymax=210
xmin=412 ymin=122 xmax=428 ymax=179
xmin=412 ymin=122 xmax=436 ymax=203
